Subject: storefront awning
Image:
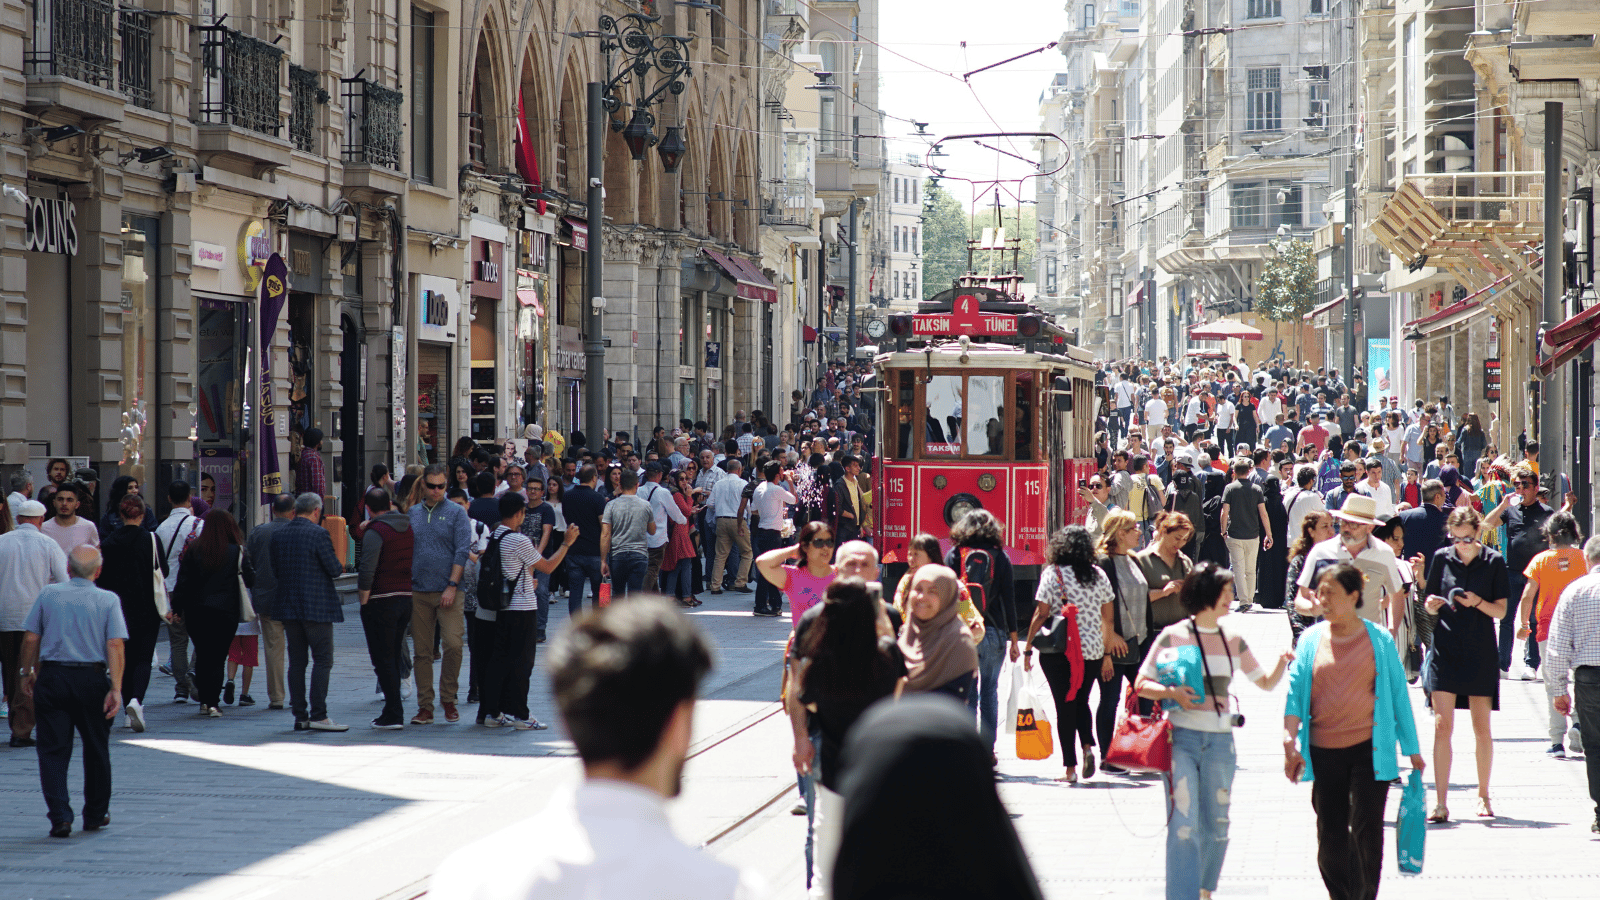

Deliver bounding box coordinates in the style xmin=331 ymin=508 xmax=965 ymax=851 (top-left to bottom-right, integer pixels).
xmin=1303 ymin=294 xmax=1343 ymax=321
xmin=703 ymin=249 xmax=778 ymax=303
xmin=1189 ymin=319 xmax=1263 ymax=341
xmin=562 ymin=216 xmax=588 ymax=251
xmin=1540 ymin=302 xmax=1600 ymax=375
xmin=1403 ymin=298 xmax=1488 ymax=339
xmin=517 ymin=288 xmax=545 ymax=317
xmin=802 ymin=324 xmax=818 ymax=343
xmin=1128 ymin=284 xmax=1146 ymax=306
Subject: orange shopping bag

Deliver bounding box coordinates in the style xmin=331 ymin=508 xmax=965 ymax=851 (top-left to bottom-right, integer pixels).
xmin=1014 ymin=678 xmax=1055 ymax=761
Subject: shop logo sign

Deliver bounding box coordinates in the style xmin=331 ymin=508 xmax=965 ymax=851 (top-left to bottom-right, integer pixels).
xmin=423 ymin=290 xmax=451 ymax=327
xmin=25 ymin=196 xmax=78 ymax=255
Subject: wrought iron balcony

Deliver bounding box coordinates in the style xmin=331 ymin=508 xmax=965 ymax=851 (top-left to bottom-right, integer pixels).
xmin=199 ymin=25 xmax=283 ymax=134
xmin=342 ymin=77 xmax=403 ymax=170
xmin=118 ymin=9 xmax=154 ymax=109
xmin=27 ymin=0 xmax=116 ymax=86
xmin=290 ymin=65 xmax=320 ymax=153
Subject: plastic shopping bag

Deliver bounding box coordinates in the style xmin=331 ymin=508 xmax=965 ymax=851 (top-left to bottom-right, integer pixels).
xmin=1002 ymin=661 xmax=1024 ymax=735
xmin=1014 ymin=670 xmax=1055 ymax=761
xmin=1396 ymin=769 xmax=1426 ymax=874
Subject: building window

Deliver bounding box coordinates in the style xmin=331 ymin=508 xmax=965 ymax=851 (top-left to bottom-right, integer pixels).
xmin=1083 ymin=2 xmax=1096 ymax=29
xmin=1245 ymin=67 xmax=1281 ymax=132
xmin=467 ymin=79 xmax=486 ymax=169
xmin=1246 ymin=0 xmax=1281 ymax=18
xmin=1230 ymin=181 xmax=1304 ymax=229
xmin=118 ymin=9 xmax=154 ymax=109
xmin=1309 ymin=0 xmax=1325 ymax=13
xmin=911 ymin=227 xmax=918 ymax=254
xmin=410 ymin=7 xmax=436 ymax=183
xmin=290 ymin=65 xmax=318 ymax=153
xmin=912 ymin=180 xmax=918 ymax=204
xmin=1307 ymin=78 xmax=1328 ymax=128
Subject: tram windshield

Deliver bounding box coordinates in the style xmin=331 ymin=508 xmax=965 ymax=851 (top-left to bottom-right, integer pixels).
xmin=887 ymin=368 xmax=1039 ymax=461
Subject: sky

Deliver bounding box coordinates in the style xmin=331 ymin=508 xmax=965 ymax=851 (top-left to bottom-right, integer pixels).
xmin=874 ymin=0 xmax=1070 ymax=211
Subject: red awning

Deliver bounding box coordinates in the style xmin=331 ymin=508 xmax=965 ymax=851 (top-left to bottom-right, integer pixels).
xmin=563 ymin=216 xmax=588 ymax=251
xmin=1128 ymin=284 xmax=1146 ymax=306
xmin=1303 ymin=294 xmax=1343 ymax=321
xmin=517 ymin=287 xmax=545 ymax=317
xmin=703 ymin=249 xmax=778 ymax=303
xmin=802 ymin=324 xmax=818 ymax=343
xmin=1548 ymin=302 xmax=1600 ymax=346
xmin=1541 ymin=302 xmax=1600 ymax=375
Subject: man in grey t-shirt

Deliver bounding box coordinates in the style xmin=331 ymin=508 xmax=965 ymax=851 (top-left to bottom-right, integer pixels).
xmin=600 ymin=470 xmax=656 ymax=599
xmin=1219 ymin=457 xmax=1273 ymax=612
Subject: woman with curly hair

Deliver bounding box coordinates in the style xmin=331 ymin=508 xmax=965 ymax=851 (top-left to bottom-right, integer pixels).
xmin=1285 ymin=510 xmax=1336 ymax=647
xmin=944 ymin=509 xmax=1019 ymax=753
xmin=1022 ymin=523 xmax=1117 ymax=782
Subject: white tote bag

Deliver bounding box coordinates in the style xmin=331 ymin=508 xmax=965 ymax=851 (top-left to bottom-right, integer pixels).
xmin=150 ymin=534 xmax=171 ymax=619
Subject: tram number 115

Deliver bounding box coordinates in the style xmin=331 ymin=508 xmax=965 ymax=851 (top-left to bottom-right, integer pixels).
xmin=1021 ymin=479 xmax=1042 ymax=496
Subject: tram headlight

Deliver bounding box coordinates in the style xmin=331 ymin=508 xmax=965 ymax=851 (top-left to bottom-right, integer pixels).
xmin=888 ymin=315 xmax=913 ymax=336
xmin=1018 ymin=315 xmax=1042 ymax=338
xmin=943 ymin=492 xmax=982 ymax=526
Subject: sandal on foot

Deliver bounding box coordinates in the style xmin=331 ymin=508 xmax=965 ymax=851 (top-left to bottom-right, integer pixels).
xmin=1476 ymin=796 xmax=1494 ymax=818
xmin=1427 ymin=806 xmax=1449 ymax=823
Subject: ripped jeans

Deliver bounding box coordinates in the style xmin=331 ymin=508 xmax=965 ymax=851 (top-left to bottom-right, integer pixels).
xmin=1165 ymin=726 xmax=1237 ymax=900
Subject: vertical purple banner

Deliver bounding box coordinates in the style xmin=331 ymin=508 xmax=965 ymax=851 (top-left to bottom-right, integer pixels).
xmin=258 ymin=253 xmax=290 ymax=503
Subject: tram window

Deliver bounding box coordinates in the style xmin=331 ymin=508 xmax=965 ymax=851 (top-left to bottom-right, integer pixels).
xmin=968 ymin=375 xmax=1005 ymax=457
xmin=924 ymin=375 xmax=964 ymax=455
xmin=1015 ymin=375 xmax=1034 ymax=460
xmin=896 ymin=371 xmax=914 ymax=458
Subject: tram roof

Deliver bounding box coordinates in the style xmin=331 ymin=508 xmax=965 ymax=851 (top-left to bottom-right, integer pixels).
xmin=874 ymin=340 xmax=1098 ymax=372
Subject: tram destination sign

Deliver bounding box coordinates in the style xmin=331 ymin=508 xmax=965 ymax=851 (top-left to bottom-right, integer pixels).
xmin=912 ymin=313 xmax=1020 ymax=337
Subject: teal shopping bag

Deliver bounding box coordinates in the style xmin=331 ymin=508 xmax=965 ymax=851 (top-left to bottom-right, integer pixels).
xmin=1396 ymin=770 xmax=1425 ymax=874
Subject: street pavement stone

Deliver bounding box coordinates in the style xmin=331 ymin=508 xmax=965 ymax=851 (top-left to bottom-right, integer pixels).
xmin=2 ymin=586 xmax=1597 ymax=899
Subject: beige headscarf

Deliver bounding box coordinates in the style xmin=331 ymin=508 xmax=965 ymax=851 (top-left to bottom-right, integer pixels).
xmin=899 ymin=570 xmax=979 ymax=693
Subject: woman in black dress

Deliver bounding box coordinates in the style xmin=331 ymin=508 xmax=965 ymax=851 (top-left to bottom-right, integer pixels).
xmin=1421 ymin=505 xmax=1508 ymax=822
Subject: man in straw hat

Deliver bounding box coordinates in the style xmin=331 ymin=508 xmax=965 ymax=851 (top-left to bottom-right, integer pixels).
xmin=1293 ymin=494 xmax=1407 ymax=626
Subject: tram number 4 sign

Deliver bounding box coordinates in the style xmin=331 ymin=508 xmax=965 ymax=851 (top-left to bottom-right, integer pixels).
xmin=1483 ymin=358 xmax=1500 ymax=402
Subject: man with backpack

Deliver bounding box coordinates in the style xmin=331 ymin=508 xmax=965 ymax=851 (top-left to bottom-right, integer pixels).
xmin=1165 ymin=451 xmax=1206 ymax=559
xmin=1126 ymin=455 xmax=1164 ymax=546
xmin=476 ymin=494 xmax=578 ymax=729
xmin=944 ymin=509 xmax=1019 ymax=755
xmin=154 ymin=480 xmax=204 ymax=703
xmin=357 ymin=487 xmax=413 ymax=730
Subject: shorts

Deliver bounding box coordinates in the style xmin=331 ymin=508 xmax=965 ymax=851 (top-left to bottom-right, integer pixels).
xmin=227 ymin=635 xmax=259 ymax=668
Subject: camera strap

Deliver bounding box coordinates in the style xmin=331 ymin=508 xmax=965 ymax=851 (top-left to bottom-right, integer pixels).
xmin=1190 ymin=618 xmax=1241 ymax=722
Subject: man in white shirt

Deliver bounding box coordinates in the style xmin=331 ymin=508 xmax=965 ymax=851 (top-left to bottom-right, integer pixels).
xmin=1295 ymin=494 xmax=1404 ymax=625
xmin=41 ymin=483 xmax=99 ymax=556
xmin=1282 ymin=465 xmax=1327 ymax=539
xmin=1257 ymin=386 xmax=1284 ymax=432
xmin=1143 ymin=392 xmax=1169 ymax=443
xmin=0 ymin=500 xmax=69 ymax=747
xmin=1355 ymin=456 xmax=1397 ymax=518
xmin=710 ymin=460 xmax=753 ymax=594
xmin=154 ymin=480 xmax=204 ymax=702
xmin=430 ymin=599 xmax=763 ymax=900
xmin=1213 ymin=395 xmax=1237 ymax=455
xmin=638 ymin=463 xmax=687 ymax=593
xmin=751 ymin=461 xmax=798 ymax=618
xmin=1111 ymin=375 xmax=1140 ymax=444
xmin=7 ymin=472 xmax=34 ymax=521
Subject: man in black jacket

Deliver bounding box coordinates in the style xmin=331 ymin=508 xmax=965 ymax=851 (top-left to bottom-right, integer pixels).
xmin=831 ymin=455 xmax=865 ymax=545
xmin=562 ymin=466 xmax=607 ymax=614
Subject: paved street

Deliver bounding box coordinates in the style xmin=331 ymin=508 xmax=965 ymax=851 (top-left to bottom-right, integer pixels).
xmin=1 ymin=591 xmax=1596 ymax=900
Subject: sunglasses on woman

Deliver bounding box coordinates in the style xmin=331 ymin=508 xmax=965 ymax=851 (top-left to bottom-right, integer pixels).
xmin=808 ymin=538 xmax=836 ymax=549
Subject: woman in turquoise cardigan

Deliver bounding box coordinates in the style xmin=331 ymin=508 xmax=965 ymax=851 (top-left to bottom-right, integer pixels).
xmin=1283 ymin=562 xmax=1424 ymax=900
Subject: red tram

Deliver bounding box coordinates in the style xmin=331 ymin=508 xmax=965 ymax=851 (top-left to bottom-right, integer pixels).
xmin=869 ymin=282 xmax=1101 ymax=589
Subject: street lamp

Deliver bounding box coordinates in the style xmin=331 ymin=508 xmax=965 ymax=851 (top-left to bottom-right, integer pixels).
xmin=582 ymin=12 xmax=692 ymax=448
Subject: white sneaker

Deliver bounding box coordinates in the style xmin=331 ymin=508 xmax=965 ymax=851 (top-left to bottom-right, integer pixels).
xmin=308 ymin=718 xmax=349 ymax=732
xmin=1570 ymin=725 xmax=1585 ymax=755
xmin=509 ymin=716 xmax=549 ymax=731
xmin=126 ymin=699 xmax=145 ymax=733
xmin=482 ymin=714 xmax=504 ymax=728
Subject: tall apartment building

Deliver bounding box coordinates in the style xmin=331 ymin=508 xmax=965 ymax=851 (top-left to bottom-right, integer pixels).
xmin=880 ymin=154 xmax=923 ymax=312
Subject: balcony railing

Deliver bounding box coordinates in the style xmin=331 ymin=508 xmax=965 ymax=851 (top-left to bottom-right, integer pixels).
xmin=118 ymin=9 xmax=153 ymax=108
xmin=199 ymin=25 xmax=283 ymax=134
xmin=765 ymin=178 xmax=812 ymax=226
xmin=27 ymin=0 xmax=116 ymax=86
xmin=343 ymin=77 xmax=404 ymax=170
xmin=290 ymin=65 xmax=318 ymax=153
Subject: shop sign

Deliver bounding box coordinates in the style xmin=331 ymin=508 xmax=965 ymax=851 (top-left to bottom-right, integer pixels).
xmin=240 ymin=220 xmax=272 ymax=290
xmin=705 ymin=341 xmax=721 ymax=369
xmin=471 ymin=239 xmax=503 ymax=300
xmin=418 ymin=275 xmax=459 ymax=343
xmin=24 ymin=195 xmax=78 ymax=255
xmin=194 ymin=241 xmax=226 ymax=269
xmin=554 ymin=324 xmax=584 ymax=375
xmin=1483 ymin=357 xmax=1501 ymax=402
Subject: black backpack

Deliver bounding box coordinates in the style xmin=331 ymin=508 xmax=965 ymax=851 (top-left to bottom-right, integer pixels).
xmin=476 ymin=530 xmax=521 ymax=612
xmin=959 ymin=546 xmax=995 ymax=613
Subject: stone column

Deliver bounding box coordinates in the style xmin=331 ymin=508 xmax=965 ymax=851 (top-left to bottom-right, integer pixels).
xmin=602 ymin=232 xmax=643 ymax=437
xmin=69 ymin=179 xmax=130 ymax=466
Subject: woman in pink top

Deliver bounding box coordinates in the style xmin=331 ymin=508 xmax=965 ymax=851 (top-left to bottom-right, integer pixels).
xmin=755 ymin=521 xmax=838 ymax=626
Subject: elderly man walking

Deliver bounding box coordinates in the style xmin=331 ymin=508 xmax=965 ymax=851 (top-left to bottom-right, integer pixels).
xmin=0 ymin=500 xmax=69 ymax=747
xmin=18 ymin=545 xmax=127 ymax=838
xmin=269 ymin=494 xmax=347 ymax=732
xmin=408 ymin=464 xmax=472 ymax=725
xmin=1547 ymin=535 xmax=1600 ymax=833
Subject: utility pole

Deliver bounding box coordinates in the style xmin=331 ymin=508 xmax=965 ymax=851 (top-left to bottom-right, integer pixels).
xmin=1539 ymin=101 xmax=1564 ymax=481
xmin=584 ymin=80 xmax=607 ymax=448
xmin=1343 ymin=165 xmax=1357 ymax=385
xmin=846 ymin=200 xmax=860 ymax=359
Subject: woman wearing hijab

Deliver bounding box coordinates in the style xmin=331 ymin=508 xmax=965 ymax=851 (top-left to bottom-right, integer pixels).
xmin=832 ymin=694 xmax=1045 ymax=900
xmin=897 ymin=564 xmax=979 ymax=701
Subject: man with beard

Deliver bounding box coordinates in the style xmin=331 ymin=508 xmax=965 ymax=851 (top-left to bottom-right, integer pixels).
xmin=428 ymin=599 xmax=759 ymax=899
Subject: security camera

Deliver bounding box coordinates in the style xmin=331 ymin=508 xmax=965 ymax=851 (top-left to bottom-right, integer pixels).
xmin=590 ymin=178 xmax=603 ymax=188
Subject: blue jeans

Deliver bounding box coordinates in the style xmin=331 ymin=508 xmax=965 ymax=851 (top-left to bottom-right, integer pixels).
xmin=753 ymin=528 xmax=786 ymax=613
xmin=610 ymin=551 xmax=648 ymax=598
xmin=1166 ymin=727 xmax=1237 ymax=900
xmin=533 ymin=570 xmax=552 ymax=639
xmin=799 ymin=730 xmax=823 ymax=888
xmin=974 ymin=626 xmax=1006 ymax=748
xmin=567 ymin=555 xmax=604 ymax=615
xmin=661 ymin=557 xmax=693 ymax=599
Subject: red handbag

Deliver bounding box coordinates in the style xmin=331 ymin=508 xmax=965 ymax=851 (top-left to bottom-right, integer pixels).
xmin=1103 ymin=684 xmax=1173 ymax=774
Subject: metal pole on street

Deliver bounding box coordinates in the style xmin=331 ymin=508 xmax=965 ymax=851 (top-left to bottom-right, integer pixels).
xmin=1540 ymin=101 xmax=1564 ymax=479
xmin=585 ymin=81 xmax=607 ymax=448
xmin=1343 ymin=166 xmax=1357 ymax=385
xmin=846 ymin=200 xmax=859 ymax=359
